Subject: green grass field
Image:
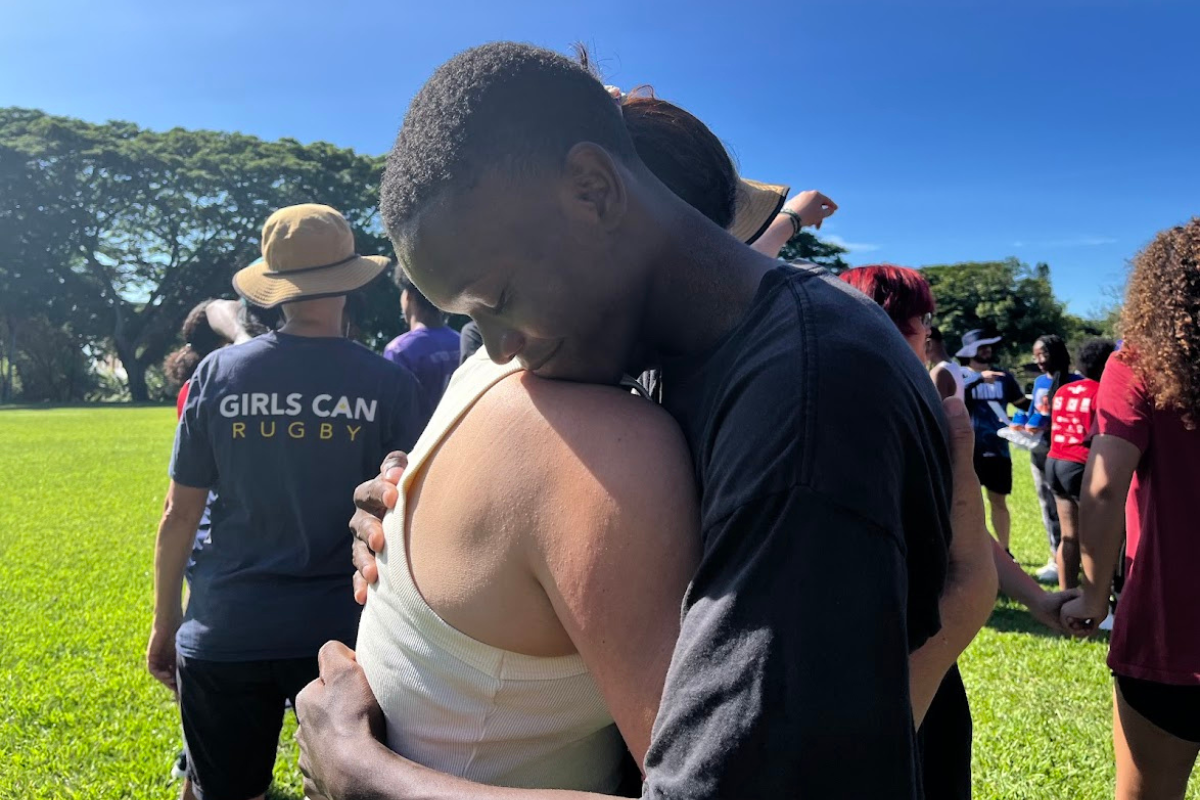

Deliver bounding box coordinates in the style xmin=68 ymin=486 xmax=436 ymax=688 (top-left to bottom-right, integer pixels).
xmin=0 ymin=407 xmax=1195 ymax=799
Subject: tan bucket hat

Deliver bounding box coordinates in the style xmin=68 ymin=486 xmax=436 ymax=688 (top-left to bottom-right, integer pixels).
xmin=731 ymin=179 xmax=789 ymax=245
xmin=232 ymin=204 xmax=390 ymax=308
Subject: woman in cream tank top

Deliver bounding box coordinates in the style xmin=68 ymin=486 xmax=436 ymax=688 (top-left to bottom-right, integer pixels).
xmin=355 ymin=352 xmax=699 ymax=792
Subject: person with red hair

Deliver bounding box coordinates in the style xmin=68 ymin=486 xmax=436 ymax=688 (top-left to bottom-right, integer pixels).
xmin=838 ymin=264 xmax=1082 ymax=800
xmin=839 ymin=265 xmax=936 ymax=360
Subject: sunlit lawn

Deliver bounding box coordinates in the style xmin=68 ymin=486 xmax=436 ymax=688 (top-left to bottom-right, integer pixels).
xmin=0 ymin=407 xmax=1193 ymax=798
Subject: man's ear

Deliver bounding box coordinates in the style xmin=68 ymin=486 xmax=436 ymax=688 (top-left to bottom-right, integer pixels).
xmin=559 ymin=142 xmax=628 ymax=233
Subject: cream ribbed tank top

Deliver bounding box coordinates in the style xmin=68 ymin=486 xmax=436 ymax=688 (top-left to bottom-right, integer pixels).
xmin=356 ymin=353 xmax=625 ymax=793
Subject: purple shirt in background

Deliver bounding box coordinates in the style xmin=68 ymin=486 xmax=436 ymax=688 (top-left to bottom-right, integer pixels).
xmin=383 ymin=326 xmax=462 ymax=410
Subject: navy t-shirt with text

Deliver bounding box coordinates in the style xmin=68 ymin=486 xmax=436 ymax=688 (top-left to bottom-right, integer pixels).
xmin=170 ymin=332 xmax=430 ymax=661
xmin=962 ymin=368 xmax=1026 ymax=459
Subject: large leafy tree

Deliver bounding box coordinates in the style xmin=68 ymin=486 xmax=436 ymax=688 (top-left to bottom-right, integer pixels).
xmin=0 ymin=108 xmax=389 ymax=401
xmin=921 ymin=258 xmax=1099 ymax=370
xmin=778 ymin=230 xmax=850 ymax=273
xmin=0 ymin=137 xmax=105 ymax=401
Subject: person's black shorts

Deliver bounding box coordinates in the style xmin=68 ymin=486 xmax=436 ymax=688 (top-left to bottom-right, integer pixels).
xmin=1116 ymin=674 xmax=1200 ymax=744
xmin=918 ymin=663 xmax=973 ymax=800
xmin=972 ymin=452 xmax=1013 ymax=496
xmin=177 ymin=653 xmax=319 ymax=800
xmin=1046 ymin=457 xmax=1086 ymax=502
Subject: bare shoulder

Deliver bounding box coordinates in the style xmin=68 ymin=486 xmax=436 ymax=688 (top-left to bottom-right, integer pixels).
xmin=493 ymin=371 xmax=689 ymax=463
xmin=470 ymin=372 xmax=696 ymax=519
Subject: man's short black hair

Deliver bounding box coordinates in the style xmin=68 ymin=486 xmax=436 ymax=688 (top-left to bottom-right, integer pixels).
xmin=381 ymin=42 xmax=639 ymax=242
xmin=394 ymin=262 xmax=441 ymax=317
xmin=929 ymin=326 xmax=944 ymax=343
xmin=1077 ymin=337 xmax=1116 ymax=382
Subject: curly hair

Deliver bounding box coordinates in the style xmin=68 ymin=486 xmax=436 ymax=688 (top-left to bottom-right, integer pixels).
xmin=1120 ymin=218 xmax=1200 ymax=428
xmin=162 ymin=299 xmax=223 ymax=388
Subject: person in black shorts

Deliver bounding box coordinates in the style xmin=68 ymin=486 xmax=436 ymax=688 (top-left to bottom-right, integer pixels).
xmin=959 ymin=329 xmax=1031 ymax=551
xmin=1044 ymin=338 xmax=1115 ymax=589
xmin=148 ymin=204 xmax=430 ymax=800
xmin=1045 ymin=457 xmax=1085 ymax=501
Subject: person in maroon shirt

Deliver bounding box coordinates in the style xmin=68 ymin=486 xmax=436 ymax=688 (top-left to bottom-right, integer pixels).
xmin=1062 ymin=218 xmax=1200 ymax=800
xmin=1044 ymin=338 xmax=1115 ymax=590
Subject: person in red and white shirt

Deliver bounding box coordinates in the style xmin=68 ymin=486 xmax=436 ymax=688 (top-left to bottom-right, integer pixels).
xmin=1044 ymin=338 xmax=1116 ymax=590
xmin=1062 ymin=218 xmax=1200 ymax=799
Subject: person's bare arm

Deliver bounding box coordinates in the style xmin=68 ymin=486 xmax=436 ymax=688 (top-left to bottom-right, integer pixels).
xmin=528 ymin=397 xmax=699 ymax=766
xmin=907 ymin=398 xmax=998 ymax=727
xmin=930 ymin=363 xmax=960 ymax=401
xmin=298 ymin=642 xmax=610 ymax=800
xmin=1061 ymin=434 xmax=1140 ymax=634
xmin=992 ymin=540 xmax=1078 ymax=633
xmin=300 ymin=392 xmax=702 ymax=799
xmin=205 ymin=299 xmax=255 ymax=344
xmin=146 ymin=481 xmax=209 ymax=692
xmin=749 ymin=191 xmax=838 ymax=259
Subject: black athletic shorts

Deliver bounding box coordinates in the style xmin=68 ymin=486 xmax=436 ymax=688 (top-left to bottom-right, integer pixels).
xmin=1116 ymin=674 xmax=1200 ymax=744
xmin=973 ymin=452 xmax=1013 ymax=496
xmin=918 ymin=663 xmax=973 ymax=800
xmin=177 ymin=653 xmax=319 ymax=800
xmin=1046 ymin=457 xmax=1086 ymax=502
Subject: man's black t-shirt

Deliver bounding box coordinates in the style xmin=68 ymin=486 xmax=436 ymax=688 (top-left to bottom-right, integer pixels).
xmin=641 ymin=265 xmax=954 ymax=799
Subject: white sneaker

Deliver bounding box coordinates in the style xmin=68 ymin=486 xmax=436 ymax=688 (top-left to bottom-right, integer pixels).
xmin=1099 ymin=613 xmax=1115 ymax=631
xmin=1035 ymin=560 xmax=1059 ymax=584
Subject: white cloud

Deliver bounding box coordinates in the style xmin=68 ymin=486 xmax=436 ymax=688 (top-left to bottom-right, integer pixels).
xmin=1012 ymin=236 xmax=1117 ymax=248
xmin=824 ymin=234 xmax=881 ymax=253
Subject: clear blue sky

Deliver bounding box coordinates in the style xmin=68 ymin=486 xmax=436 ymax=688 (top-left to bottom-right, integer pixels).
xmin=4 ymin=0 xmax=1197 ymax=316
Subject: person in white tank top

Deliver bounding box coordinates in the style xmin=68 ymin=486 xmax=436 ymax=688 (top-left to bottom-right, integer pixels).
xmin=929 ymin=327 xmax=966 ymax=401
xmin=311 ymin=82 xmax=838 ymax=797
xmin=353 ymin=351 xmax=699 ymax=792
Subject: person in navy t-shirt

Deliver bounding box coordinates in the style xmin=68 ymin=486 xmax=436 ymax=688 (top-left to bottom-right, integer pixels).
xmin=147 ymin=204 xmax=430 ymax=800
xmin=384 ymin=268 xmax=461 ymax=410
xmin=958 ymin=329 xmax=1031 ymax=552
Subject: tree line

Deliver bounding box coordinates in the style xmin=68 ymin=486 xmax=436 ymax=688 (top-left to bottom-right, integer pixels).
xmin=0 ymin=107 xmax=1113 ymax=404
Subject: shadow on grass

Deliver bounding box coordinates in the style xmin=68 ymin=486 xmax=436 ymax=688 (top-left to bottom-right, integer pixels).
xmin=268 ymin=787 xmax=304 ymax=800
xmin=986 ymin=602 xmax=1113 ymax=644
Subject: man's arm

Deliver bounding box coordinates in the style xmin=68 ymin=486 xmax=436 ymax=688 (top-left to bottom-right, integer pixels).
xmin=643 ymin=488 xmax=920 ymax=798
xmin=1061 ymin=434 xmax=1140 ymax=634
xmin=930 ymin=363 xmax=960 ymax=401
xmin=908 ymin=398 xmax=997 ymax=726
xmin=204 ymin=299 xmax=255 ymax=345
xmin=298 ymin=643 xmax=609 ymax=800
xmin=146 ymin=481 xmax=208 ymax=692
xmin=1006 ymin=373 xmax=1032 ymax=411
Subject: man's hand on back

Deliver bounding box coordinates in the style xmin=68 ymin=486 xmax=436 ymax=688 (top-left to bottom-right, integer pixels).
xmin=350 ymin=452 xmax=408 ymax=605
xmin=296 ymin=642 xmax=387 ymax=800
